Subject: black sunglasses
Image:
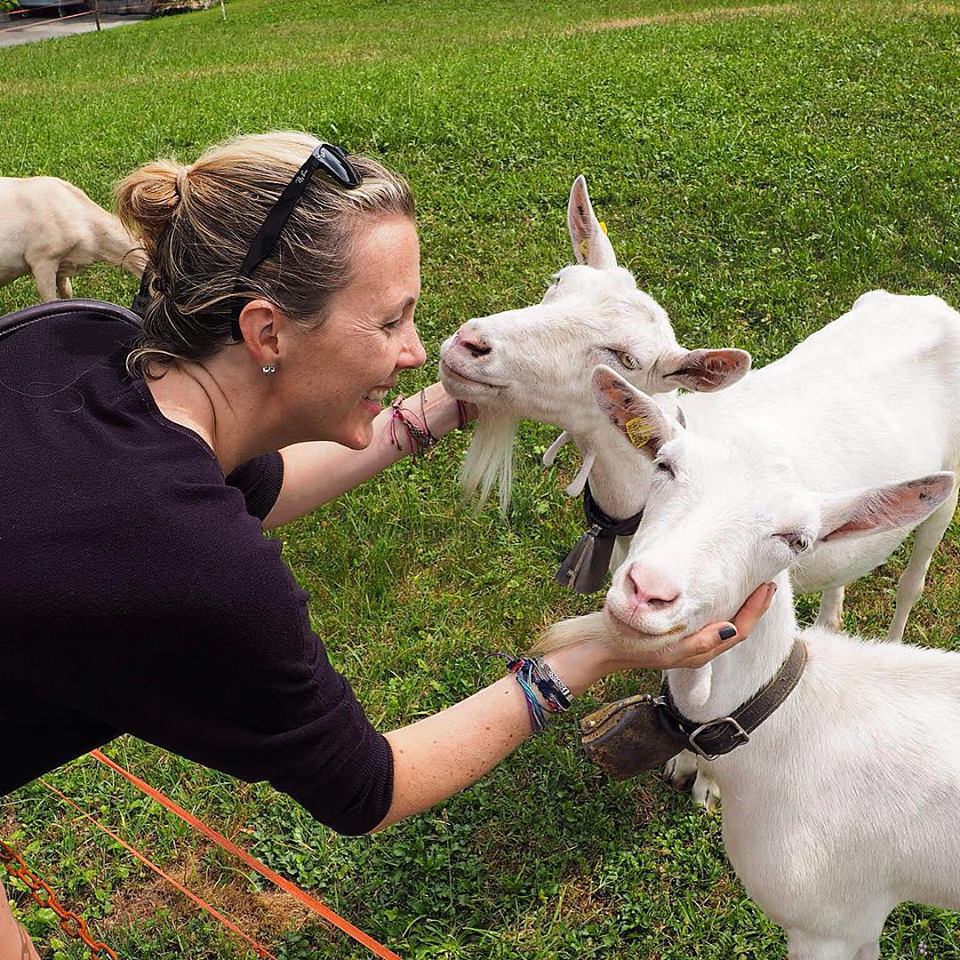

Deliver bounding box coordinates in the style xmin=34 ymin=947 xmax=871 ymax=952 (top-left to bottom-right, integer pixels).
xmin=230 ymin=142 xmax=363 ymax=340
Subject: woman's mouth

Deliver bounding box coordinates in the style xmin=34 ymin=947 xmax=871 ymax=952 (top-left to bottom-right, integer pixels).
xmin=361 ymin=385 xmax=393 ymax=414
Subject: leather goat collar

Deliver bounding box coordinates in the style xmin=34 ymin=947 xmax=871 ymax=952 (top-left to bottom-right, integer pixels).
xmin=660 ymin=639 xmax=809 ymax=760
xmin=555 ymin=481 xmax=644 ymax=593
xmin=581 ymin=640 xmax=808 ymax=779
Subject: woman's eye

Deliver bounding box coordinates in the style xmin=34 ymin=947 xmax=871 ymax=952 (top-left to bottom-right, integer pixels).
xmin=383 ymin=317 xmax=404 ymax=331
xmin=776 ymin=532 xmax=812 ymax=553
xmin=615 ymin=351 xmax=640 ymax=370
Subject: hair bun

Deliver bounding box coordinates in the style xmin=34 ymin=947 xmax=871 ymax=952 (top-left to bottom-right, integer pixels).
xmin=115 ymin=159 xmax=188 ymax=251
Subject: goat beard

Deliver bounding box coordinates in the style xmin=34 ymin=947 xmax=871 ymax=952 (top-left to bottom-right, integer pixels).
xmin=460 ymin=411 xmax=518 ymax=515
xmin=534 ymin=609 xmax=684 ymax=656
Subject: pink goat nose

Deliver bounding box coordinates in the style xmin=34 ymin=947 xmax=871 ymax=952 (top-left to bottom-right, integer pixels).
xmin=456 ymin=326 xmax=492 ymax=359
xmin=624 ymin=564 xmax=680 ymax=610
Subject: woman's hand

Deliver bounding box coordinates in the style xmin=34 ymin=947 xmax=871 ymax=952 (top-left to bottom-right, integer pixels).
xmin=376 ymin=583 xmax=777 ymax=831
xmin=417 ymin=380 xmax=478 ymax=436
xmin=536 ymin=582 xmax=778 ymax=681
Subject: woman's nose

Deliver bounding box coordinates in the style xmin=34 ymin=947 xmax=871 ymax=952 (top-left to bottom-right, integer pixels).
xmin=400 ymin=324 xmax=428 ymax=369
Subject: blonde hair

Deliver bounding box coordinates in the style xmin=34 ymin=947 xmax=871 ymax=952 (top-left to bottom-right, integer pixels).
xmin=115 ymin=131 xmax=415 ymax=378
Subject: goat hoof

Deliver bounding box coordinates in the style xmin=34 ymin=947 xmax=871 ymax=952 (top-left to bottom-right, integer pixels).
xmin=662 ymin=753 xmax=698 ymax=794
xmin=691 ymin=770 xmax=722 ymax=811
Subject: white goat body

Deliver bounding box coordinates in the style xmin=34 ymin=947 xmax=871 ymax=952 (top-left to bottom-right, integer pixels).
xmin=543 ymin=615 xmax=960 ymax=958
xmin=0 ymin=176 xmax=146 ymax=301
xmin=542 ymin=370 xmax=960 ymax=958
xmin=715 ymin=625 xmax=960 ymax=960
xmin=677 ymin=288 xmax=960 ymax=632
xmin=659 ymin=294 xmax=960 ymax=803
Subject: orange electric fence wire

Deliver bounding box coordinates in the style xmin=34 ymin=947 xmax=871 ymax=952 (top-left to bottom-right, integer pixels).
xmin=88 ymin=749 xmax=403 ymax=960
xmin=38 ymin=779 xmax=278 ymax=959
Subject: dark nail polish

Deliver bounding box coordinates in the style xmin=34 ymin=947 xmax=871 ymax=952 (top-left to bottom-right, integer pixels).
xmin=719 ymin=625 xmax=737 ymax=641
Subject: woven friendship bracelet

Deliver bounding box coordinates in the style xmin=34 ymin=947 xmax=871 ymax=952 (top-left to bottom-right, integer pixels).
xmin=491 ymin=653 xmax=575 ymax=734
xmin=388 ymin=391 xmax=439 ymax=459
xmin=513 ymin=659 xmax=549 ymax=733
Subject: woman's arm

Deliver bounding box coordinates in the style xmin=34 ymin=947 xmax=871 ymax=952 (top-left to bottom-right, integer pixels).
xmin=263 ymin=382 xmax=467 ymax=529
xmin=373 ymin=582 xmax=776 ymax=831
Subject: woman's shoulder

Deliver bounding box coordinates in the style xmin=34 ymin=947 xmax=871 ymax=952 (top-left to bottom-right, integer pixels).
xmin=0 ymin=297 xmax=141 ymax=343
xmin=0 ymin=298 xmax=141 ymax=413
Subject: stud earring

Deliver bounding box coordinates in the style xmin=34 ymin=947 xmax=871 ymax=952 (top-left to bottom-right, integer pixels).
xmin=261 ymin=364 xmax=277 ymax=375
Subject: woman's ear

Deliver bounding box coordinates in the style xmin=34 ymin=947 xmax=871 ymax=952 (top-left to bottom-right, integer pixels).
xmin=237 ymin=299 xmax=283 ymax=366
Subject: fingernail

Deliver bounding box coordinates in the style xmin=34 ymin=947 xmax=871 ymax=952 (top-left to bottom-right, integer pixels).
xmin=768 ymin=582 xmax=778 ymax=597
xmin=719 ymin=625 xmax=737 ymax=641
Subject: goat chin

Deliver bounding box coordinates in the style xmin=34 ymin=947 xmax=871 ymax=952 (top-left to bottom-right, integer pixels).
xmin=534 ymin=611 xmax=611 ymax=653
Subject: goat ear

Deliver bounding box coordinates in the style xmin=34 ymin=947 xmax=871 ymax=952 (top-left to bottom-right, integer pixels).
xmin=818 ymin=473 xmax=956 ymax=542
xmin=591 ymin=365 xmax=675 ymax=456
xmin=657 ymin=347 xmax=752 ymax=393
xmin=568 ymin=175 xmax=617 ymax=270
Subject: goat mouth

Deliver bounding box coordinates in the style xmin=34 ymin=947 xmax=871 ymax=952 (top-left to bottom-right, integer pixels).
xmin=439 ymin=359 xmax=505 ymax=391
xmin=604 ymin=606 xmax=687 ymax=644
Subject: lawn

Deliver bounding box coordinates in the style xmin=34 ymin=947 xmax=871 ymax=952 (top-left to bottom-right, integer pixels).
xmin=2 ymin=0 xmax=959 ymax=957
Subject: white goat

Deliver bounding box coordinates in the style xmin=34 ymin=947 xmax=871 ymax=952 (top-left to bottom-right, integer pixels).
xmin=541 ymin=366 xmax=960 ymax=960
xmin=0 ymin=176 xmax=146 ymax=301
xmin=440 ymin=176 xmax=960 ymax=805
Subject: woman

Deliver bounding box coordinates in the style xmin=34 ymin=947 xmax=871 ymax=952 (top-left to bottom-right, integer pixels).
xmin=0 ymin=132 xmax=773 ymax=954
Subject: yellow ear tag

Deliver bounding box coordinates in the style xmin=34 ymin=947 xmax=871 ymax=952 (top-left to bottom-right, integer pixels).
xmin=599 ymin=221 xmax=608 ymax=235
xmin=625 ymin=416 xmax=654 ymax=449
xmin=578 ymin=238 xmax=590 ymax=260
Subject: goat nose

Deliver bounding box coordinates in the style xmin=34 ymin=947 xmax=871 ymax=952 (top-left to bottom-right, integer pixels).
xmin=457 ymin=326 xmax=493 ymax=359
xmin=624 ymin=564 xmax=680 ymax=610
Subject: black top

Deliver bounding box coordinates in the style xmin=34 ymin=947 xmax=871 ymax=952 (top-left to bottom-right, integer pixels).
xmin=0 ymin=301 xmax=393 ymax=835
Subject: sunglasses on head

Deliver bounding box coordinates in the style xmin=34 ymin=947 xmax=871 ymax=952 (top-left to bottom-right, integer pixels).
xmin=230 ymin=142 xmax=363 ymax=341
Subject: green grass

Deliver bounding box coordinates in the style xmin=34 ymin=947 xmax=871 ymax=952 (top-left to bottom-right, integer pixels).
xmin=2 ymin=0 xmax=960 ymax=957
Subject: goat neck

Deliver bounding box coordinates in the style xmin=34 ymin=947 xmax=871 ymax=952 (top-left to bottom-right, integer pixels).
xmin=667 ymin=571 xmax=797 ymax=724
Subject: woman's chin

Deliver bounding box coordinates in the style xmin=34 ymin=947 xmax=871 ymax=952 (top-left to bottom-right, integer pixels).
xmin=332 ymin=416 xmax=376 ymax=450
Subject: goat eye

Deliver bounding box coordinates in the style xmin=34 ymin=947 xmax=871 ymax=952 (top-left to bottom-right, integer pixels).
xmin=655 ymin=460 xmax=675 ymax=479
xmin=776 ymin=532 xmax=812 ymax=553
xmin=616 ymin=351 xmax=640 ymax=370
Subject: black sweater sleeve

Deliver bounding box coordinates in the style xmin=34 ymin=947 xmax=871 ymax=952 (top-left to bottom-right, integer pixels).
xmin=225 ymin=452 xmax=284 ymax=521
xmin=109 ymin=514 xmax=395 ymax=835
xmin=22 ymin=489 xmax=393 ymax=835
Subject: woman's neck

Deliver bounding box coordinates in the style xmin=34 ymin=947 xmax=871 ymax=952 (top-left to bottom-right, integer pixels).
xmin=145 ymin=359 xmax=277 ymax=474
xmin=667 ymin=572 xmax=797 ymax=722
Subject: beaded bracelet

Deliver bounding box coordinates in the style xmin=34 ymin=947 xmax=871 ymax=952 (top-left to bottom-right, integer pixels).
xmin=492 ymin=653 xmax=575 ymax=734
